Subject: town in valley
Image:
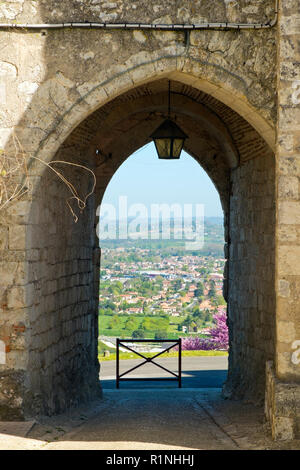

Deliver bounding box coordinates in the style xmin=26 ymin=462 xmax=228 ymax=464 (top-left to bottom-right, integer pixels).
xmin=99 ymin=218 xmax=226 ymax=346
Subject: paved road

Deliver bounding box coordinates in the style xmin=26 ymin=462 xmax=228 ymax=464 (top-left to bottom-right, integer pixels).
xmin=22 ymin=386 xmax=299 ymax=450
xmin=41 ymin=389 xmax=239 ymax=450
xmin=2 ymin=356 xmax=299 ymax=450
xmin=100 ymin=356 xmax=228 ymax=389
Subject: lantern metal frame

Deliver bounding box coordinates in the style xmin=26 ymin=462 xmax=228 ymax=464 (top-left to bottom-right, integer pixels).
xmin=150 ymin=81 xmax=188 ymax=160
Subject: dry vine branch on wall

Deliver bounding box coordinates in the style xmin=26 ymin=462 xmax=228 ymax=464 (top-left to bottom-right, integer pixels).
xmin=0 ymin=132 xmax=96 ymax=222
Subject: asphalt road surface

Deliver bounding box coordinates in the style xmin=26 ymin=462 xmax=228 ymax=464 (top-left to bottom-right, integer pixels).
xmin=100 ymin=355 xmax=228 ymax=389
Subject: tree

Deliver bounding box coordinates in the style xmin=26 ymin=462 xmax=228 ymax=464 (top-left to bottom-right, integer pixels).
xmin=125 ymin=317 xmax=139 ymax=331
xmin=181 ymin=314 xmax=193 ymax=328
xmin=216 ymin=295 xmax=226 ymax=306
xmin=208 ymin=280 xmax=217 ymax=299
xmin=100 ymin=299 xmax=116 ymax=310
xmin=105 ymin=308 xmax=114 ymax=316
xmin=108 ymin=315 xmax=121 ymax=329
xmin=172 ymin=279 xmax=182 ymax=292
xmin=204 ymin=311 xmax=212 ymax=323
xmin=209 ymin=310 xmax=229 ymax=350
xmin=194 ymin=282 xmax=204 ymax=298
xmin=143 ymin=303 xmax=150 ymax=315
xmin=132 ymin=329 xmax=145 ymax=339
xmin=108 ymin=281 xmax=123 ymax=295
xmin=196 ymin=281 xmax=204 ymax=294
xmin=155 ymin=330 xmax=168 ymax=340
xmin=179 ymin=310 xmax=228 ymax=351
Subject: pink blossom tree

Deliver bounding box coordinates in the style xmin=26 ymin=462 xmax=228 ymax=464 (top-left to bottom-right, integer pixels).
xmin=180 ymin=309 xmax=229 ymax=351
xmin=209 ymin=309 xmax=228 ymax=350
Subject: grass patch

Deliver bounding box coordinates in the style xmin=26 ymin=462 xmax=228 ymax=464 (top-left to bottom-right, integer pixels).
xmin=98 ymin=314 xmax=193 ymax=339
xmin=98 ymin=340 xmax=116 ymax=354
xmin=99 ymin=349 xmax=228 ymax=361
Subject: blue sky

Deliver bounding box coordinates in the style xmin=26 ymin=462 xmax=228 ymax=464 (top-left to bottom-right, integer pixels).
xmin=102 ymin=143 xmax=223 ymax=218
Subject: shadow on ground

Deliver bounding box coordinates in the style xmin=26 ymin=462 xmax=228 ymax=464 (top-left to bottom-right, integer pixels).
xmin=101 ymin=369 xmax=228 ymax=389
xmin=2 ymin=388 xmax=300 ymax=450
xmin=32 ymin=389 xmax=240 ymax=450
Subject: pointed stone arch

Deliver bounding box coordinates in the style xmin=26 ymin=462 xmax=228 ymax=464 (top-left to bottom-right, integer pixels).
xmin=1 ymin=59 xmax=275 ymax=419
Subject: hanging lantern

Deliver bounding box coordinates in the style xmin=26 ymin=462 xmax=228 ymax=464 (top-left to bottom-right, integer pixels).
xmin=150 ymin=119 xmax=187 ymax=159
xmin=150 ymin=81 xmax=188 ymax=160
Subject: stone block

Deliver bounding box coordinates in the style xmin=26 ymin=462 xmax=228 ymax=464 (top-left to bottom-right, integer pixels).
xmin=7 ymin=286 xmax=25 ymax=310
xmin=0 ymin=227 xmax=8 ymax=250
xmin=278 ymin=246 xmax=300 ymax=276
xmin=278 ymin=175 xmax=299 ymax=199
xmin=8 ymin=225 xmax=26 ymax=250
xmin=278 ymin=201 xmax=300 ymax=224
xmin=277 ymin=321 xmax=296 ymax=344
xmin=265 ymin=361 xmax=300 ymax=440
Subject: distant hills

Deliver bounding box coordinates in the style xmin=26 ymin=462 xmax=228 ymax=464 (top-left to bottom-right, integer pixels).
xmin=101 ymin=215 xmax=224 ymax=228
xmin=205 ymin=217 xmax=223 ymax=226
xmin=100 ymin=215 xmax=224 ymax=256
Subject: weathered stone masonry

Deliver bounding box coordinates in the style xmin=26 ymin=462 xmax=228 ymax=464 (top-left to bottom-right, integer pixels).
xmin=0 ymin=0 xmax=299 ymax=440
xmin=265 ymin=1 xmax=300 ymax=441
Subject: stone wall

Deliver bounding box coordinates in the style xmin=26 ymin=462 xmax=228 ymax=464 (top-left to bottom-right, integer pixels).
xmin=24 ymin=157 xmax=101 ymax=416
xmin=0 ymin=1 xmax=276 ymax=25
xmin=263 ymin=0 xmax=300 ymax=441
xmin=1 ymin=145 xmax=102 ymax=417
xmin=275 ymin=0 xmax=300 ymax=383
xmin=1 ymin=0 xmax=298 ymax=434
xmin=225 ymin=150 xmax=276 ymax=403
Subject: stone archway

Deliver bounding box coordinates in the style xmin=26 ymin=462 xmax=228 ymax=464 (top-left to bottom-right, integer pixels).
xmin=0 ymin=72 xmax=276 ymax=418
xmin=1 ymin=0 xmax=300 ymax=442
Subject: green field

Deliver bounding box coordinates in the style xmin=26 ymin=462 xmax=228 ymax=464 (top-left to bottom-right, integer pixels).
xmin=98 ymin=349 xmax=228 ymax=361
xmin=99 ymin=313 xmax=192 ymax=339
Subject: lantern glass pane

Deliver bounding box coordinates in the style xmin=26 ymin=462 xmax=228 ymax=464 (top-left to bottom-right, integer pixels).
xmin=172 ymin=138 xmax=184 ymax=158
xmin=155 ymin=138 xmax=171 ymax=159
